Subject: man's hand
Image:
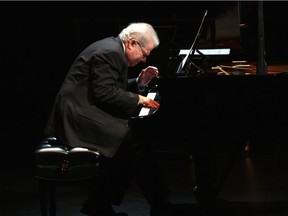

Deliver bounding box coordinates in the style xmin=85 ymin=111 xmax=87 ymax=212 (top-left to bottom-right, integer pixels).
xmin=138 ymin=95 xmax=160 ymax=108
xmin=137 ymin=66 xmax=159 ymax=87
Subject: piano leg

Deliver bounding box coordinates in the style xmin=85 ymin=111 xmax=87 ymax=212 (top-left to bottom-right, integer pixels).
xmin=187 ymin=118 xmax=248 ymax=216
xmin=186 ymin=125 xmax=218 ymax=216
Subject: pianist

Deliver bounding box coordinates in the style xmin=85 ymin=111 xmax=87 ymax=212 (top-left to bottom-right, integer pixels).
xmin=43 ymin=22 xmax=172 ymax=216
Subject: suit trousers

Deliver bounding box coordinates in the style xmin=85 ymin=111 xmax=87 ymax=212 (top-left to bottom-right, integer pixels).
xmin=81 ymin=129 xmax=171 ymax=211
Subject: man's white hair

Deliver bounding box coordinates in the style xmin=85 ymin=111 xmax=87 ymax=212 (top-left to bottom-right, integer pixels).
xmin=119 ymin=22 xmax=160 ymax=48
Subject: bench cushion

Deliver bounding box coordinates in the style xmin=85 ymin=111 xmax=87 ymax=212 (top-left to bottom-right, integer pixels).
xmin=34 ymin=137 xmax=100 ymax=181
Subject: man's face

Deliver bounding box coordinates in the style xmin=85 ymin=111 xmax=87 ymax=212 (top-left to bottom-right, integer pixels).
xmin=125 ymin=39 xmax=153 ymax=67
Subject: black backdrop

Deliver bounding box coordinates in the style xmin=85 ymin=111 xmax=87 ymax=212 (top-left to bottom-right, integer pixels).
xmin=0 ymin=1 xmax=287 ymax=174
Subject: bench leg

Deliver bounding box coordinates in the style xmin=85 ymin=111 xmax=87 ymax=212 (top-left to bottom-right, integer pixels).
xmin=48 ymin=182 xmax=56 ymax=216
xmin=38 ymin=180 xmax=48 ymax=216
xmin=38 ymin=180 xmax=57 ymax=216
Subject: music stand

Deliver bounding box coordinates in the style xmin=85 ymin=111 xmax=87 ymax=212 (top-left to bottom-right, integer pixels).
xmin=176 ymin=10 xmax=208 ymax=76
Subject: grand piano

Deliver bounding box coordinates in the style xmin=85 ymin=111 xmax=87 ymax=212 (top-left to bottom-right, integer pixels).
xmin=131 ymin=2 xmax=288 ymax=214
xmin=133 ymin=0 xmax=288 ymax=168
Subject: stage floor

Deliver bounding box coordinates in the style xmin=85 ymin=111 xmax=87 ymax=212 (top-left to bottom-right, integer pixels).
xmin=1 ymin=147 xmax=288 ymax=216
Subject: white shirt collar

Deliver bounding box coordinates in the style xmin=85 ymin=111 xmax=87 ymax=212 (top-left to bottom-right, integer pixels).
xmin=121 ymin=41 xmax=125 ymax=53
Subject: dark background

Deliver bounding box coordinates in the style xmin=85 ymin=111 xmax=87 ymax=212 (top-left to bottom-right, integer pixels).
xmin=0 ymin=1 xmax=287 ymax=175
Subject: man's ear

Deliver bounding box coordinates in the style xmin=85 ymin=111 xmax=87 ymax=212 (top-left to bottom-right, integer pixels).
xmin=130 ymin=39 xmax=137 ymax=47
xmin=127 ymin=40 xmax=136 ymax=51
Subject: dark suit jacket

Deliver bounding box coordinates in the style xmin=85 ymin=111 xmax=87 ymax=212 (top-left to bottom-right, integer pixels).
xmin=44 ymin=36 xmax=140 ymax=158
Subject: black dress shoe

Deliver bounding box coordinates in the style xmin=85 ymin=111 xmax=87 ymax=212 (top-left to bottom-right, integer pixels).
xmin=150 ymin=201 xmax=174 ymax=216
xmin=81 ymin=210 xmax=128 ymax=216
xmin=81 ymin=213 xmax=127 ymax=216
xmin=80 ymin=204 xmax=128 ymax=216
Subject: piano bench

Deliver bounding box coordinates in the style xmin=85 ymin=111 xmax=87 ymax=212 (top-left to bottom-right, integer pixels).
xmin=34 ymin=136 xmax=100 ymax=216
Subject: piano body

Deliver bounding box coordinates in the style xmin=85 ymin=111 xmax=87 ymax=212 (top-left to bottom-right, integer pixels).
xmin=133 ymin=66 xmax=288 ymax=189
xmin=131 ymin=59 xmax=288 ymax=216
xmin=131 ymin=2 xmax=288 ymax=213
